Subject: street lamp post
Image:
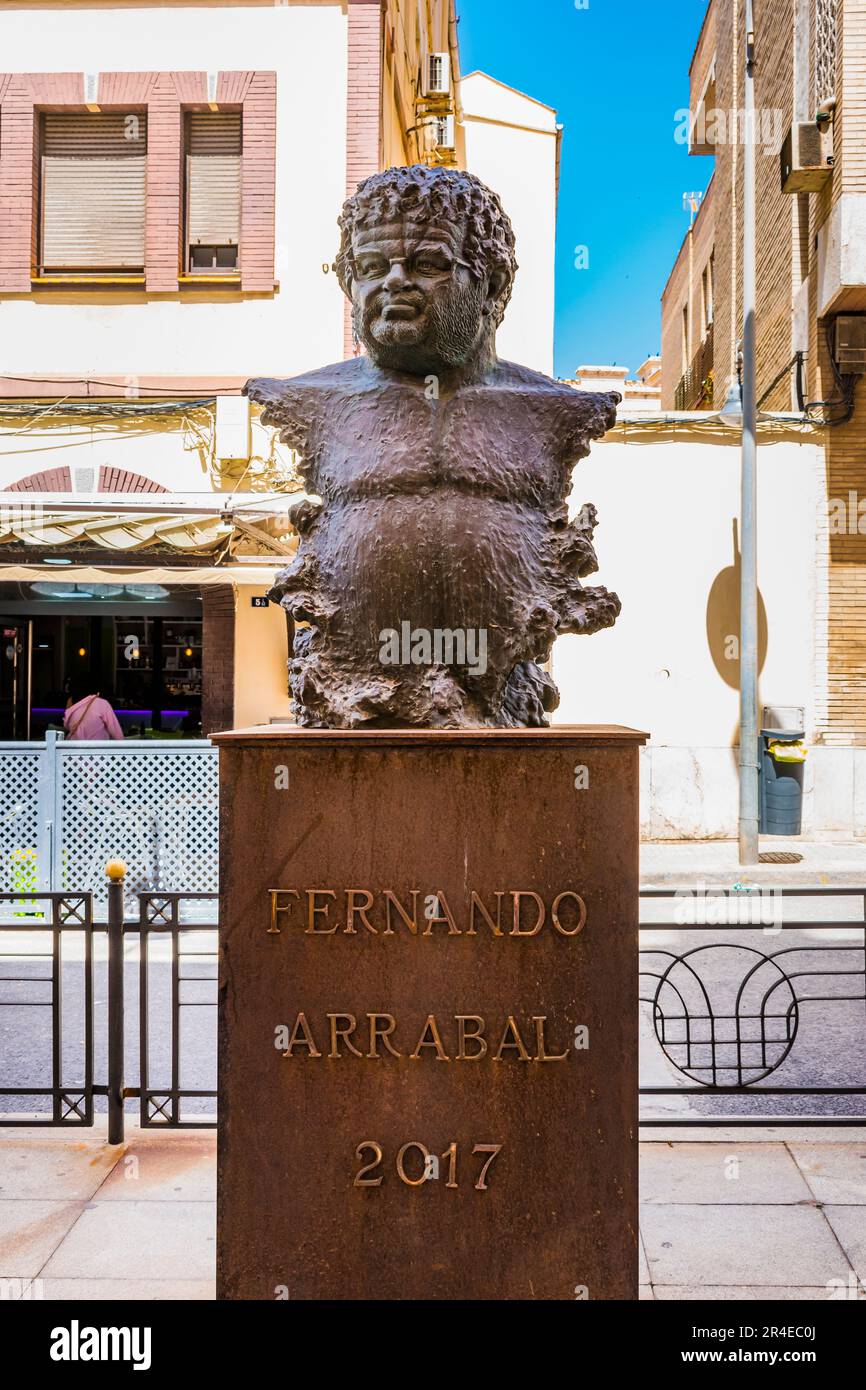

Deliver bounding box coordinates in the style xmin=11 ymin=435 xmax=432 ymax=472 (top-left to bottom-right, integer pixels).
xmin=739 ymin=0 xmax=760 ymax=864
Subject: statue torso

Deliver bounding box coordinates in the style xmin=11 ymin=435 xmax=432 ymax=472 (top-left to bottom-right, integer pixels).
xmin=304 ymin=371 xmax=571 ymax=507
xmin=245 ymin=357 xmax=619 ymax=727
xmin=267 ymin=360 xmax=597 ymax=637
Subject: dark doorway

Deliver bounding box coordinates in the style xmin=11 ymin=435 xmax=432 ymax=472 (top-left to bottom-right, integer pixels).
xmin=0 ymin=585 xmax=203 ymax=740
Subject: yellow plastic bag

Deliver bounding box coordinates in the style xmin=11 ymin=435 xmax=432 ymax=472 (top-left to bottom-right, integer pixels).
xmin=768 ymin=739 xmax=808 ymax=764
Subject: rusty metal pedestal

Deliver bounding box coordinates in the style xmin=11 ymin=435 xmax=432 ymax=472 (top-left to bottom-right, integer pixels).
xmin=213 ymin=726 xmax=646 ymax=1301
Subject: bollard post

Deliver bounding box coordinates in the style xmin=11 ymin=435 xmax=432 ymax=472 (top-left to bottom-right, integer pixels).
xmin=106 ymin=859 xmax=127 ymax=1144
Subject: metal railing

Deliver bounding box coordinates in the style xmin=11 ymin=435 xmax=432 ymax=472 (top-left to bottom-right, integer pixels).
xmin=640 ymin=886 xmax=866 ymax=1127
xmin=137 ymin=889 xmax=218 ymax=1133
xmin=0 ymin=891 xmax=94 ymax=1126
xmin=674 ymin=322 xmax=714 ymax=410
xmin=0 ymin=866 xmax=217 ymax=1139
xmin=2 ymin=877 xmax=864 ymax=1137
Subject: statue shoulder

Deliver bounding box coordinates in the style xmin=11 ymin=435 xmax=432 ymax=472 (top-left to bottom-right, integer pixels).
xmin=244 ymin=358 xmax=369 ymax=452
xmin=490 ymin=360 xmax=620 ymax=459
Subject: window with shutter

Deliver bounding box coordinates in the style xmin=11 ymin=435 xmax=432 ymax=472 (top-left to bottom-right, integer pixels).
xmin=40 ymin=112 xmax=147 ymax=273
xmin=185 ymin=112 xmax=242 ymax=274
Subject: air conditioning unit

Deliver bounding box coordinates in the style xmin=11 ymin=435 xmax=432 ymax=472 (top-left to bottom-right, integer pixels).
xmin=780 ymin=121 xmax=832 ymax=193
xmin=422 ymin=52 xmax=450 ymax=97
xmin=432 ymin=115 xmax=455 ymax=151
xmin=833 ymin=317 xmax=866 ymax=374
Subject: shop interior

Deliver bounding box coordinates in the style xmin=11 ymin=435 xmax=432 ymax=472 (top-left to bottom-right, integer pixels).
xmin=0 ymin=581 xmax=203 ymax=740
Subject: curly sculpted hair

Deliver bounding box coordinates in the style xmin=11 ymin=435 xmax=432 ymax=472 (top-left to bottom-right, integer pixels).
xmin=335 ymin=165 xmax=518 ymax=327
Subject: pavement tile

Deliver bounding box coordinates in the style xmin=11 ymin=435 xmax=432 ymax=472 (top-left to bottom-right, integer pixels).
xmin=641 ymin=1142 xmax=813 ymax=1205
xmin=822 ymin=1206 xmax=866 ymax=1283
xmin=0 ymin=1138 xmax=119 ymax=1201
xmin=640 ymin=839 xmax=866 ymax=888
xmin=0 ymin=1130 xmax=862 ymax=1298
xmin=641 ymin=1203 xmax=852 ymax=1287
xmin=654 ymin=1285 xmax=862 ymax=1301
xmin=41 ymin=1200 xmax=215 ymax=1281
xmin=639 ymin=1235 xmax=650 ymax=1285
xmin=35 ymin=1278 xmax=216 ymax=1301
xmin=93 ymin=1134 xmax=216 ymax=1202
xmin=0 ymin=1200 xmax=85 ymax=1279
xmin=641 ymin=1128 xmax=866 ymax=1144
xmin=788 ymin=1144 xmax=866 ymax=1205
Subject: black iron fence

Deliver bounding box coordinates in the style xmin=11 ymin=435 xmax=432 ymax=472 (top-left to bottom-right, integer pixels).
xmin=1 ymin=878 xmax=864 ymax=1137
xmin=0 ymin=872 xmax=217 ymax=1140
xmin=0 ymin=892 xmax=94 ymax=1127
xmin=640 ymin=886 xmax=866 ymax=1127
xmin=137 ymin=891 xmax=218 ymax=1132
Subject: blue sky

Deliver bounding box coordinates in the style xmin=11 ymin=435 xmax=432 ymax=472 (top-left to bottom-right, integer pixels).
xmin=457 ymin=0 xmax=715 ymax=378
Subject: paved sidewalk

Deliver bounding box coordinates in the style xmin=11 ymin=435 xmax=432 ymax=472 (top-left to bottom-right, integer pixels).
xmin=0 ymin=1123 xmax=215 ymax=1301
xmin=1 ymin=1123 xmax=864 ymax=1300
xmin=640 ymin=1133 xmax=866 ymax=1301
xmin=641 ymin=837 xmax=866 ymax=888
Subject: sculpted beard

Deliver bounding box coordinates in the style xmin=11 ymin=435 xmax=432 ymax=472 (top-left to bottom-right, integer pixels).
xmin=354 ymin=274 xmax=489 ymax=369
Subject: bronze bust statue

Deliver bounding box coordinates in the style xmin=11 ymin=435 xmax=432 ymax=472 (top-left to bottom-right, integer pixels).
xmin=246 ymin=165 xmax=620 ymax=728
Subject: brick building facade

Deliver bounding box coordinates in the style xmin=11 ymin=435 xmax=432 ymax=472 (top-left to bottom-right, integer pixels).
xmin=662 ymin=0 xmax=866 ymax=744
xmin=0 ymin=70 xmax=277 ymax=295
xmin=0 ymin=0 xmax=463 ymax=737
xmin=0 ymin=1 xmax=559 ymax=740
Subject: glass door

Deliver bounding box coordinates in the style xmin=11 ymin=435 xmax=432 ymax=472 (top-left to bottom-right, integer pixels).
xmin=0 ymin=621 xmax=31 ymax=740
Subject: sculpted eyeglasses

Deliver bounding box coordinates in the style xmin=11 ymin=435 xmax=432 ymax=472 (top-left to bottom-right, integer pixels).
xmin=351 ymin=251 xmax=473 ymax=283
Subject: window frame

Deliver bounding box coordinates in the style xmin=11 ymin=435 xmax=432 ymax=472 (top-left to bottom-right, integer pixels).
xmin=0 ymin=71 xmax=276 ymax=295
xmin=37 ymin=108 xmax=149 ymax=279
xmin=182 ymin=108 xmax=243 ymax=279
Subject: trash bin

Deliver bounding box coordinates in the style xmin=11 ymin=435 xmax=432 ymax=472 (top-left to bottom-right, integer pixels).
xmin=759 ymin=705 xmax=807 ymax=835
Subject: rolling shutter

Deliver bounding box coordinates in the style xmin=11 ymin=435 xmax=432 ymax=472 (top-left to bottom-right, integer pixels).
xmin=41 ymin=113 xmax=147 ymax=271
xmin=186 ymin=113 xmax=242 ymax=248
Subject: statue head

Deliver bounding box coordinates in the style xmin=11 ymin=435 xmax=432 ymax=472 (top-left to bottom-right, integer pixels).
xmin=335 ymin=165 xmax=517 ymax=375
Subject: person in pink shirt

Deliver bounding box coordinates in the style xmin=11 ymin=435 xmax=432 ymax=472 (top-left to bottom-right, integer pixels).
xmin=63 ymin=685 xmax=124 ymax=741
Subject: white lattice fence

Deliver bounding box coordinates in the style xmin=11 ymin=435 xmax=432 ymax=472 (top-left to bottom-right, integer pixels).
xmin=0 ymin=738 xmax=218 ymax=912
xmin=0 ymin=747 xmax=44 ymax=895
xmin=56 ymin=744 xmax=218 ymax=904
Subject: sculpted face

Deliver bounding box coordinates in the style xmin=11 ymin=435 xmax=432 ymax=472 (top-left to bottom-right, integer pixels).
xmin=247 ymin=167 xmax=621 ymax=732
xmin=350 ymin=217 xmax=491 ymax=373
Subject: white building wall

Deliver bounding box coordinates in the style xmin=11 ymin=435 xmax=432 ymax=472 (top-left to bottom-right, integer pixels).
xmin=0 ymin=414 xmax=285 ymax=494
xmin=553 ymin=429 xmax=825 ymax=838
xmin=234 ymin=584 xmax=291 ymax=727
xmin=460 ymin=72 xmax=557 ymax=376
xmin=0 ymin=2 xmax=348 ymax=379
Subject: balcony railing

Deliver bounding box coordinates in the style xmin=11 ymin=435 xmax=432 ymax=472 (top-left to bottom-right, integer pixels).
xmin=675 ymin=322 xmax=714 ymax=410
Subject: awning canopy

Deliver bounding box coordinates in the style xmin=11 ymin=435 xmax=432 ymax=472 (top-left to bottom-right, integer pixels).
xmin=0 ymin=509 xmax=231 ymax=553
xmin=0 ymin=562 xmax=286 ymax=588
xmin=0 ymin=492 xmax=303 ymax=560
